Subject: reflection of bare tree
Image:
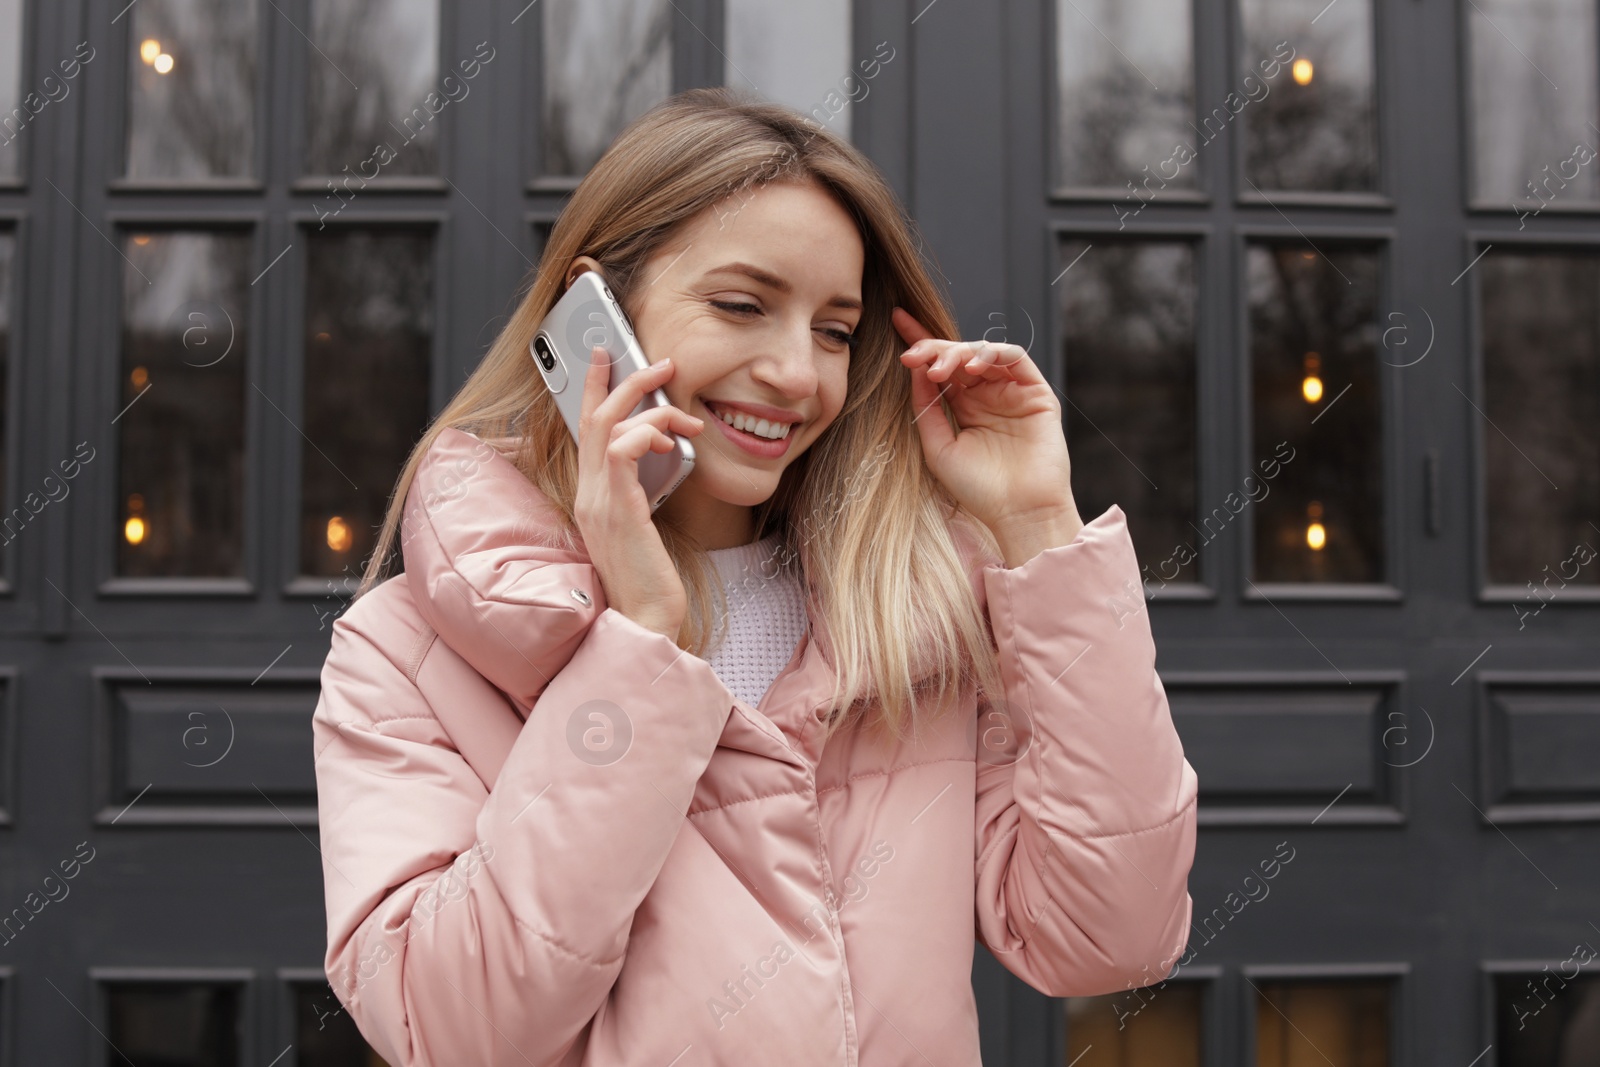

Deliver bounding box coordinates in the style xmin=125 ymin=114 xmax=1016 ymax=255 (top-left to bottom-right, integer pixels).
xmin=127 ymin=0 xmax=257 ymax=179
xmin=1056 ymin=0 xmax=1194 ymax=192
xmin=1481 ymin=252 xmax=1600 ymax=585
xmin=1470 ymin=0 xmax=1600 ymax=204
xmin=300 ymin=230 xmax=433 ymax=578
xmin=543 ymin=0 xmax=672 ymax=177
xmin=1062 ymin=63 xmax=1195 ymax=191
xmin=118 ymin=233 xmax=251 ymax=577
xmin=0 ymin=0 xmax=22 ymax=179
xmin=1249 ymin=245 xmax=1382 ymax=583
xmin=1242 ymin=35 xmax=1376 ymax=192
xmin=1060 ymin=241 xmax=1198 ymax=579
xmin=0 ymin=234 xmax=11 ymax=530
xmin=306 ymin=0 xmax=439 ymax=176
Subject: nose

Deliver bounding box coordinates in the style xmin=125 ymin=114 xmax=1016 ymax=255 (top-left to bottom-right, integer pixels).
xmin=749 ymin=318 xmax=821 ymax=400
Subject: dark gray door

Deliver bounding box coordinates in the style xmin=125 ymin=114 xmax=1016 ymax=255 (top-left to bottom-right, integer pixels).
xmin=951 ymin=0 xmax=1600 ymax=1062
xmin=0 ymin=0 xmax=1595 ymax=1063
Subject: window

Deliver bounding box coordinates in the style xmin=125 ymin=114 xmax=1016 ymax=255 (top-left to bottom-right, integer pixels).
xmin=1057 ymin=236 xmax=1200 ymax=585
xmin=123 ymin=0 xmax=258 ymax=182
xmin=539 ymin=0 xmax=671 ymax=178
xmin=116 ymin=229 xmax=250 ymax=578
xmin=304 ymin=0 xmax=441 ymax=177
xmin=1053 ymin=0 xmax=1196 ymax=195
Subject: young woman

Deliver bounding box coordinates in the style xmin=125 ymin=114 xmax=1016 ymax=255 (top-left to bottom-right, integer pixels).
xmin=312 ymin=86 xmax=1198 ymax=1066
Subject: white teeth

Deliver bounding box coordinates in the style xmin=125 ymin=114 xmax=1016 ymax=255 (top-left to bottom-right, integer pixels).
xmin=712 ymin=404 xmax=794 ymax=440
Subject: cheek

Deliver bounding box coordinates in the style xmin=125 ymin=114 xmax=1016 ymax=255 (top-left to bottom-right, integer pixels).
xmin=818 ymin=363 xmax=851 ymax=425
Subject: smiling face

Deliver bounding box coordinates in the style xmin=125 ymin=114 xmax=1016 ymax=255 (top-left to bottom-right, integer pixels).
xmin=566 ymin=177 xmax=866 ymax=549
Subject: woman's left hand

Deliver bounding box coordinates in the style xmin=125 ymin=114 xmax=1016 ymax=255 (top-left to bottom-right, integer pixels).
xmin=893 ymin=306 xmax=1083 ymax=551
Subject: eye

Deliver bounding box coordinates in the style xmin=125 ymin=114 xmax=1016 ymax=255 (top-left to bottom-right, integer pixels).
xmin=710 ymin=300 xmax=857 ymax=349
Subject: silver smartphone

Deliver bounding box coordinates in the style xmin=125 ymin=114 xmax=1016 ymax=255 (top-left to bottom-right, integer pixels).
xmin=530 ymin=269 xmax=695 ymax=512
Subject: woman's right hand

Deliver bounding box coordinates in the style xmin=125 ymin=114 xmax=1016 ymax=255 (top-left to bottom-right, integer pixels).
xmin=572 ymin=344 xmax=705 ymax=641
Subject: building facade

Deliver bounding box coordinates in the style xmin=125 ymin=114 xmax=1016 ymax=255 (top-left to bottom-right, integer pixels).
xmin=0 ymin=0 xmax=1596 ymax=1062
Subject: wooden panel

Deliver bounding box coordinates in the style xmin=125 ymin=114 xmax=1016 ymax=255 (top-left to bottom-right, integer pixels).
xmin=93 ymin=668 xmax=321 ymax=826
xmin=1480 ymin=673 xmax=1600 ymax=822
xmin=1163 ymin=672 xmax=1405 ymax=826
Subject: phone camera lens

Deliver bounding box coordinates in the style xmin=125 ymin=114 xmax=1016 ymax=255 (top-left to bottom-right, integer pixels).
xmin=533 ymin=335 xmax=556 ymax=372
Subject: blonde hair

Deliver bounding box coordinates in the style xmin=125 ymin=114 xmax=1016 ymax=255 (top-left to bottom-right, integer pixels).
xmin=357 ymin=86 xmax=1006 ymax=747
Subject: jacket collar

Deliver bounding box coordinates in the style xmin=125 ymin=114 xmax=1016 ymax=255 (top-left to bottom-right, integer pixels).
xmin=399 ymin=427 xmax=843 ymax=755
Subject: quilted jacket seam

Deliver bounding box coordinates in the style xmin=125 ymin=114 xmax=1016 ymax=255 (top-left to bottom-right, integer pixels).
xmin=814 ymin=757 xmax=972 ymax=798
xmin=401 ymin=622 xmax=437 ymax=686
xmin=507 ymin=912 xmax=625 ymax=969
xmin=687 ymin=786 xmax=807 ymax=818
xmin=1043 ymin=792 xmax=1197 ymax=843
xmin=991 ymin=565 xmax=1053 ymax=941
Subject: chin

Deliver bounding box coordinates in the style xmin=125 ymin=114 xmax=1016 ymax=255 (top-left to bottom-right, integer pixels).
xmin=703 ymin=464 xmax=784 ymax=507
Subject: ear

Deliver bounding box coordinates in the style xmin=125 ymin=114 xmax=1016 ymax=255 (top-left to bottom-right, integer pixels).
xmin=565 ymin=254 xmax=604 ymax=289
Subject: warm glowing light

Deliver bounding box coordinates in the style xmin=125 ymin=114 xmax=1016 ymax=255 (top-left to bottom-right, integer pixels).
xmin=131 ymin=366 xmax=149 ymax=389
xmin=132 ymin=235 xmax=150 ymax=246
xmin=153 ymin=53 xmax=174 ymax=74
xmin=1306 ymin=522 xmax=1326 ymax=550
xmin=326 ymin=515 xmax=353 ymax=553
xmin=125 ymin=516 xmax=147 ymax=544
xmin=140 ymin=39 xmax=161 ymax=64
xmin=315 ymin=331 xmax=332 ymax=343
xmin=1301 ymin=352 xmax=1322 ymax=402
xmin=1292 ymin=58 xmax=1314 ymax=86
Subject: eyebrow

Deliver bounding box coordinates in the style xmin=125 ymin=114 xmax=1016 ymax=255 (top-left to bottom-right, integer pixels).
xmin=703 ymin=261 xmax=864 ymax=312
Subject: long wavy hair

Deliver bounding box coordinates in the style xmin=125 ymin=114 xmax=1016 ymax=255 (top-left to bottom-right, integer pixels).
xmin=355 ymin=86 xmax=1006 ymax=747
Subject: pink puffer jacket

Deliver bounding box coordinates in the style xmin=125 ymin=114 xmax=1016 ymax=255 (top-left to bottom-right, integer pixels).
xmin=311 ymin=426 xmax=1198 ymax=1066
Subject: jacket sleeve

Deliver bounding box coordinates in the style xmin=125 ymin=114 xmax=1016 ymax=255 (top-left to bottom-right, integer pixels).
xmin=969 ymin=504 xmax=1198 ymax=997
xmin=313 ymin=601 xmax=737 ymax=1066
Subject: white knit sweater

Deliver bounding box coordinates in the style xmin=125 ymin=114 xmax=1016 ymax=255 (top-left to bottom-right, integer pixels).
xmin=703 ymin=533 xmax=810 ymax=709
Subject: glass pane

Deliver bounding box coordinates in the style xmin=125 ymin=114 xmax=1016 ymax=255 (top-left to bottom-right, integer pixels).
xmin=0 ymin=230 xmax=11 ymax=559
xmin=295 ymin=980 xmax=393 ymax=1066
xmin=300 ymin=228 xmax=433 ymax=580
xmin=1239 ymin=0 xmax=1378 ymax=194
xmin=1479 ymin=250 xmax=1600 ymax=587
xmin=1054 ymin=0 xmax=1195 ymax=193
xmin=1058 ymin=238 xmax=1199 ymax=586
xmin=124 ymin=0 xmax=257 ymax=181
xmin=726 ymin=0 xmax=855 ymax=139
xmin=0 ymin=0 xmax=22 ymax=180
xmin=541 ymin=0 xmax=671 ymax=177
xmin=1065 ymin=982 xmax=1203 ymax=1064
xmin=1248 ymin=241 xmax=1382 ymax=584
xmin=118 ymin=231 xmax=250 ymax=578
xmin=1495 ymin=970 xmax=1600 ymax=1061
xmin=305 ymin=0 xmax=440 ymax=177
xmin=1469 ymin=0 xmax=1600 ymax=206
xmin=1256 ymin=979 xmax=1389 ymax=1066
xmin=103 ymin=981 xmax=241 ymax=1065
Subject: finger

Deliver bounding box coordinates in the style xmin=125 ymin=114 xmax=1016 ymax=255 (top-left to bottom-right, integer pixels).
xmin=926 ymin=340 xmax=987 ymax=384
xmin=606 ymin=426 xmax=677 ymax=489
xmin=892 ymin=306 xmax=937 ymax=347
xmin=899 ymin=336 xmax=952 ymax=369
xmin=579 ymin=343 xmax=615 ymax=428
xmin=614 ymin=405 xmax=705 ymax=440
xmin=964 ymin=342 xmax=1043 ymax=385
xmin=907 ymin=361 xmax=957 ymax=457
xmin=577 ymin=344 xmax=619 ymax=475
xmin=594 ymin=354 xmax=675 ymax=427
